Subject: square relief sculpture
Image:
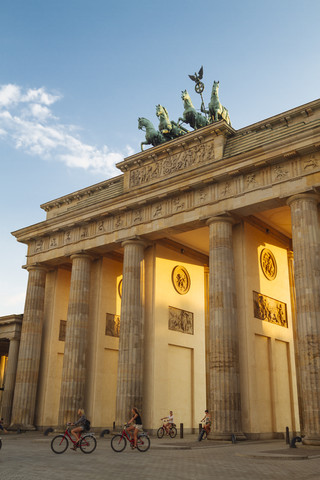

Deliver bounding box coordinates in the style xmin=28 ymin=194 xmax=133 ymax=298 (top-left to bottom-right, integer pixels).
xmin=253 ymin=291 xmax=288 ymax=328
xmin=105 ymin=313 xmax=120 ymax=337
xmin=168 ymin=306 xmax=194 ymax=335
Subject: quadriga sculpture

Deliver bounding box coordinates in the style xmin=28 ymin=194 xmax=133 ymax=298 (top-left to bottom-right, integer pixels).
xmin=138 ymin=117 xmax=166 ymax=151
xmin=178 ymin=90 xmax=208 ymax=130
xmin=156 ymin=104 xmax=188 ymax=140
xmin=204 ymin=81 xmax=231 ymax=126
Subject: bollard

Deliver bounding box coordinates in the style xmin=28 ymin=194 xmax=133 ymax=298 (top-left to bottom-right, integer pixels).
xmin=285 ymin=426 xmax=290 ymax=444
xmin=231 ymin=433 xmax=236 ymax=444
xmin=199 ymin=423 xmax=202 ymax=434
xmin=113 ymin=421 xmax=115 ymax=431
xmin=180 ymin=423 xmax=184 ymax=439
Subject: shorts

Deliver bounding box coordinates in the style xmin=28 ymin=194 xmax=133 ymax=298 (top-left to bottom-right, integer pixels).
xmin=134 ymin=424 xmax=143 ymax=431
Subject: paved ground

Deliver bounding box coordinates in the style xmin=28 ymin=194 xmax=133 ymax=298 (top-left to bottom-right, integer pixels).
xmin=1 ymin=431 xmax=320 ymax=480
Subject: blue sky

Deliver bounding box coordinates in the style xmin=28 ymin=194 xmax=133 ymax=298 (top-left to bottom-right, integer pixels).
xmin=1 ymin=0 xmax=320 ymax=316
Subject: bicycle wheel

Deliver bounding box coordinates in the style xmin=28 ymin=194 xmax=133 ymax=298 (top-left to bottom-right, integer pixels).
xmin=111 ymin=434 xmax=127 ymax=452
xmin=51 ymin=435 xmax=68 ymax=454
xmin=169 ymin=426 xmax=177 ymax=438
xmin=80 ymin=434 xmax=97 ymax=454
xmin=157 ymin=427 xmax=164 ymax=438
xmin=136 ymin=433 xmax=150 ymax=452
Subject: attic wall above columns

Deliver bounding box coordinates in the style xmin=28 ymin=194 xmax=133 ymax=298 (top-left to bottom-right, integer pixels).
xmin=10 ymin=101 xmax=320 ymax=268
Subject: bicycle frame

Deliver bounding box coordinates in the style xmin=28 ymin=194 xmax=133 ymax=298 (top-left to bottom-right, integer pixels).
xmin=119 ymin=426 xmax=134 ymax=444
xmin=61 ymin=425 xmax=90 ymax=446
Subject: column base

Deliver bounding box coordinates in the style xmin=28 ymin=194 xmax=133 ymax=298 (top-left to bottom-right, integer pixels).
xmin=209 ymin=432 xmax=247 ymax=441
xmin=303 ymin=435 xmax=320 ymax=446
xmin=9 ymin=423 xmax=37 ymax=432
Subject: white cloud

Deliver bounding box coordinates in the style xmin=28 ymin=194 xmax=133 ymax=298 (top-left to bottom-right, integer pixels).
xmin=21 ymin=87 xmax=61 ymax=106
xmin=0 ymin=83 xmax=127 ymax=176
xmin=0 ymin=84 xmax=21 ymax=107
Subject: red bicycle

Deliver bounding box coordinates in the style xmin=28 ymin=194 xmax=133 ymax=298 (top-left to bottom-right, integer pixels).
xmin=111 ymin=425 xmax=150 ymax=452
xmin=51 ymin=423 xmax=97 ymax=454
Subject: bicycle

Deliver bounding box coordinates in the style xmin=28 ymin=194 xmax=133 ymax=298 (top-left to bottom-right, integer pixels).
xmin=157 ymin=421 xmax=177 ymax=438
xmin=198 ymin=424 xmax=210 ymax=442
xmin=51 ymin=423 xmax=97 ymax=454
xmin=111 ymin=425 xmax=150 ymax=452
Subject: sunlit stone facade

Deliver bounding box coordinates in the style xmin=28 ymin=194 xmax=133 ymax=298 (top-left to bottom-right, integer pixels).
xmin=1 ymin=99 xmax=320 ymax=442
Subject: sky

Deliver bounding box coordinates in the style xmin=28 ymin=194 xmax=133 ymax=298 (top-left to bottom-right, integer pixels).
xmin=1 ymin=0 xmax=320 ymax=316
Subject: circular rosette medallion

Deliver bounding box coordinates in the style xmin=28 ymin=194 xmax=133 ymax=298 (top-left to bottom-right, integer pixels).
xmin=172 ymin=265 xmax=191 ymax=295
xmin=260 ymin=248 xmax=277 ymax=281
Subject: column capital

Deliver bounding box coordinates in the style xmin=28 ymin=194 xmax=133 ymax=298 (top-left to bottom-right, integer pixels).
xmin=287 ymin=192 xmax=320 ymax=207
xmin=206 ymin=214 xmax=236 ymax=227
xmin=121 ymin=237 xmax=147 ymax=249
xmin=70 ymin=252 xmax=93 ymax=262
xmin=26 ymin=263 xmax=48 ymax=273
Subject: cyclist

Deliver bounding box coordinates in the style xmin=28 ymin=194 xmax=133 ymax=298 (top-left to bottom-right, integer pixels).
xmin=126 ymin=407 xmax=143 ymax=449
xmin=201 ymin=409 xmax=211 ymax=436
xmin=70 ymin=408 xmax=87 ymax=450
xmin=161 ymin=410 xmax=174 ymax=435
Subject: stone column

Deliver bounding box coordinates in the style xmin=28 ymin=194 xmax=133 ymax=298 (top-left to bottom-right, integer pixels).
xmin=115 ymin=239 xmax=145 ymax=425
xmin=1 ymin=337 xmax=20 ymax=425
xmin=287 ymin=193 xmax=320 ymax=444
xmin=204 ymin=266 xmax=210 ymax=409
xmin=10 ymin=265 xmax=47 ymax=430
xmin=58 ymin=254 xmax=92 ymax=427
xmin=207 ymin=216 xmax=244 ymax=440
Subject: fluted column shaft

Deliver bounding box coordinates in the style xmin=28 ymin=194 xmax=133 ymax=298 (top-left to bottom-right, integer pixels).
xmin=207 ymin=216 xmax=243 ymax=439
xmin=58 ymin=254 xmax=92 ymax=426
xmin=116 ymin=239 xmax=145 ymax=425
xmin=287 ymin=193 xmax=320 ymax=444
xmin=2 ymin=337 xmax=20 ymax=425
xmin=10 ymin=265 xmax=47 ymax=429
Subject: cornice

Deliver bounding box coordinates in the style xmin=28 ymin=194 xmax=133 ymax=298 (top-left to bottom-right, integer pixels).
xmin=40 ymin=174 xmax=123 ymax=213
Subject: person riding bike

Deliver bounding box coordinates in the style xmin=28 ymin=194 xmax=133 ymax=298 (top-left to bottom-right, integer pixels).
xmin=201 ymin=409 xmax=211 ymax=436
xmin=126 ymin=407 xmax=143 ymax=449
xmin=70 ymin=408 xmax=88 ymax=450
xmin=161 ymin=411 xmax=174 ymax=435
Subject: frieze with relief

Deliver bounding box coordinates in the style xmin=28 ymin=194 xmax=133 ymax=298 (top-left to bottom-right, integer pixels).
xmin=304 ymin=153 xmax=319 ymax=170
xmin=129 ymin=143 xmax=214 ymax=188
xmin=273 ymin=164 xmax=289 ymax=180
xmin=253 ymin=291 xmax=288 ymax=328
xmin=35 ymin=239 xmax=44 ymax=252
xmin=50 ymin=236 xmax=58 ymax=248
xmin=169 ymin=306 xmax=194 ymax=335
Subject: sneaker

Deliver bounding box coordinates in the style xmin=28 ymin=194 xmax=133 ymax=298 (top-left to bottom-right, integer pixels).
xmin=70 ymin=445 xmax=77 ymax=451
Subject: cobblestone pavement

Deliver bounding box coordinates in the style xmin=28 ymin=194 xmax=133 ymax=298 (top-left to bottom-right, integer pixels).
xmin=1 ymin=432 xmax=320 ymax=480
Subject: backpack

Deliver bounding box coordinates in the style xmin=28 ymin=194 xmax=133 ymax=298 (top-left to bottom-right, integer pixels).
xmin=84 ymin=419 xmax=91 ymax=431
